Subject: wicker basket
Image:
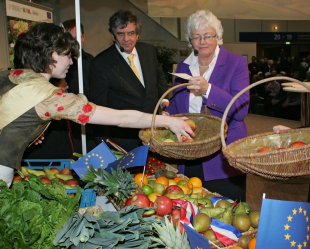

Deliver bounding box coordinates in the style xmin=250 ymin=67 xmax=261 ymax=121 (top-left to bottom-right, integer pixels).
xmin=221 ymin=76 xmax=310 ymax=180
xmin=139 ymin=83 xmax=228 ymax=160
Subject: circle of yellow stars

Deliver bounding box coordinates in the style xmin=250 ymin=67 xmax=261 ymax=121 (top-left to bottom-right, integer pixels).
xmin=284 ymin=206 xmax=309 ymax=248
xmin=84 ymin=153 xmax=104 ymax=170
xmin=117 ymin=152 xmax=135 ymax=169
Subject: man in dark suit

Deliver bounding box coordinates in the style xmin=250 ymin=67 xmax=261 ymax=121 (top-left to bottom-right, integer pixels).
xmin=89 ymin=10 xmax=169 ymax=151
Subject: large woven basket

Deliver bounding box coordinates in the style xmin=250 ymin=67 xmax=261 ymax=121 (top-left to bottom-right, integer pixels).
xmin=139 ymin=83 xmax=228 ymax=160
xmin=221 ymin=76 xmax=310 ymax=180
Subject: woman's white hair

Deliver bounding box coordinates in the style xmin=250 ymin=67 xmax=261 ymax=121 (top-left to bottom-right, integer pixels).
xmin=185 ymin=10 xmax=223 ymax=48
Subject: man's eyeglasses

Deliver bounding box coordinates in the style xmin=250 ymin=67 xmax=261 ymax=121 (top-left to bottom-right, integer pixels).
xmin=190 ymin=34 xmax=217 ymax=42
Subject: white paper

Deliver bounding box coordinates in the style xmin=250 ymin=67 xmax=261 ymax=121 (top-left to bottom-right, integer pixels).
xmin=170 ymin=72 xmax=192 ymax=80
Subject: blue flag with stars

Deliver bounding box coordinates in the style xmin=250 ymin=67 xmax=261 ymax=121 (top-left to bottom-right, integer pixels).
xmin=71 ymin=142 xmax=117 ymax=178
xmin=184 ymin=223 xmax=212 ymax=249
xmin=105 ymin=144 xmax=149 ymax=173
xmin=256 ymin=198 xmax=310 ymax=249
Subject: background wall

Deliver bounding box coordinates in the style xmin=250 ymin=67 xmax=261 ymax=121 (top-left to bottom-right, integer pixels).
xmin=0 ymin=0 xmax=310 ymax=69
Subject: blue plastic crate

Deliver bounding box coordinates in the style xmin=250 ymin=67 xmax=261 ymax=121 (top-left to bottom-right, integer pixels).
xmin=21 ymin=159 xmax=96 ymax=208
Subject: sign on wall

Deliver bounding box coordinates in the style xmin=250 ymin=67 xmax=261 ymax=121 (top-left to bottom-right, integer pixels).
xmin=240 ymin=32 xmax=310 ymax=43
xmin=5 ymin=0 xmax=53 ymax=68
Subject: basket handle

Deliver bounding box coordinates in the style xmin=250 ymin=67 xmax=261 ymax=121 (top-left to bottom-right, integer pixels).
xmin=151 ymin=83 xmax=192 ymax=138
xmin=220 ymin=76 xmax=310 ymax=148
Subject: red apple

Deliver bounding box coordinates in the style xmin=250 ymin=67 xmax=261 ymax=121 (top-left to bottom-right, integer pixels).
xmin=289 ymin=141 xmax=307 ymax=148
xmin=154 ymin=196 xmax=173 ymax=216
xmin=50 ymin=167 xmax=60 ymax=174
xmin=257 ymin=147 xmax=273 ymax=153
xmin=65 ymin=179 xmax=79 ymax=187
xmin=59 ymin=168 xmax=72 ymax=175
xmin=171 ymin=208 xmax=181 ymax=220
xmin=163 ymin=185 xmax=184 ymax=195
xmin=53 ymin=178 xmax=65 ymax=184
xmin=125 ymin=197 xmax=133 ymax=206
xmin=185 ymin=119 xmax=196 ymax=131
xmin=149 ymin=201 xmax=154 ymax=207
xmin=40 ymin=176 xmax=51 ymax=184
xmin=13 ymin=174 xmax=23 ymax=180
xmin=131 ymin=194 xmax=150 ymax=209
xmin=181 ymin=135 xmax=194 ymax=143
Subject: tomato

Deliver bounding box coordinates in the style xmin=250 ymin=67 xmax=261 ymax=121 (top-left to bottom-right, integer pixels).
xmin=147 ymin=159 xmax=152 ymax=165
xmin=154 ymin=196 xmax=173 ymax=216
xmin=149 ymin=168 xmax=155 ymax=174
xmin=144 ymin=173 xmax=151 ymax=177
xmin=159 ymin=163 xmax=166 ymax=169
xmin=156 ymin=160 xmax=162 ymax=165
xmin=151 ymin=157 xmax=157 ymax=162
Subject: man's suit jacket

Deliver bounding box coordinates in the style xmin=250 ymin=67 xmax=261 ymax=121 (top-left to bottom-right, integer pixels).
xmin=89 ymin=42 xmax=168 ymax=151
xmin=166 ymin=46 xmax=250 ymax=181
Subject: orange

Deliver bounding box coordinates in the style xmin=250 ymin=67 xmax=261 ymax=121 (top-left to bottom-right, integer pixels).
xmin=230 ymin=247 xmax=243 ymax=249
xmin=248 ymin=238 xmax=256 ymax=249
xmin=155 ymin=176 xmax=169 ymax=187
xmin=187 ymin=177 xmax=202 ymax=189
xmin=134 ymin=173 xmax=148 ymax=186
xmin=174 ymin=176 xmax=183 ymax=182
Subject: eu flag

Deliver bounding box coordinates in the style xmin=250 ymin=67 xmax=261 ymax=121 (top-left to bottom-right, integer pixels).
xmin=184 ymin=223 xmax=212 ymax=249
xmin=105 ymin=145 xmax=149 ymax=173
xmin=256 ymin=198 xmax=310 ymax=249
xmin=70 ymin=142 xmax=116 ymax=178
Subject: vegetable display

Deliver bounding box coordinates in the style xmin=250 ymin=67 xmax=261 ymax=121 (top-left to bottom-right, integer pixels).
xmin=0 ymin=175 xmax=81 ymax=248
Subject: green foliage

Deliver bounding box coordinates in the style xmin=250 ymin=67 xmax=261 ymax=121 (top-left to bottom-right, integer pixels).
xmin=0 ymin=175 xmax=81 ymax=248
xmin=155 ymin=46 xmax=178 ymax=84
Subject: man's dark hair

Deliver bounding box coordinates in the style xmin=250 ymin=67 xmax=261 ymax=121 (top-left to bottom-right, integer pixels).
xmin=108 ymin=10 xmax=142 ymax=36
xmin=62 ymin=19 xmax=84 ymax=34
xmin=14 ymin=22 xmax=79 ymax=74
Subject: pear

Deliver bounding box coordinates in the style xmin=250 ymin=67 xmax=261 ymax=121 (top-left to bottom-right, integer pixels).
xmin=164 ymin=193 xmax=185 ymax=199
xmin=190 ymin=193 xmax=203 ymax=199
xmin=179 ymin=194 xmax=191 ymax=200
xmin=214 ymin=206 xmax=233 ymax=225
xmin=26 ymin=168 xmax=46 ymax=177
xmin=198 ymin=198 xmax=213 ymax=208
xmin=215 ymin=199 xmax=232 ymax=209
xmin=234 ymin=202 xmax=248 ymax=216
xmin=193 ymin=213 xmax=211 ymax=232
xmin=204 ymin=194 xmax=215 ymax=199
xmin=186 ymin=198 xmax=198 ymax=207
xmin=200 ymin=207 xmax=225 ymax=218
xmin=44 ymin=168 xmax=56 ymax=180
xmin=233 ymin=214 xmax=251 ymax=232
xmin=55 ymin=173 xmax=73 ymax=181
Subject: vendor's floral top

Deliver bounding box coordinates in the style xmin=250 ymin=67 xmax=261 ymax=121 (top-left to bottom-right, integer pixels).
xmin=8 ymin=69 xmax=96 ymax=124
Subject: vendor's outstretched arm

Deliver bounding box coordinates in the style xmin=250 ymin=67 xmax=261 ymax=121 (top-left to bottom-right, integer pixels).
xmin=89 ymin=106 xmax=195 ymax=141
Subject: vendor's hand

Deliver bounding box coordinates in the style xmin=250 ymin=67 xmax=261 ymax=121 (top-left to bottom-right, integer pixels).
xmin=187 ymin=76 xmax=209 ymax=95
xmin=273 ymin=125 xmax=291 ymax=134
xmin=161 ymin=111 xmax=170 ymax=116
xmin=168 ymin=116 xmax=195 ymax=142
xmin=34 ymin=134 xmax=44 ymax=145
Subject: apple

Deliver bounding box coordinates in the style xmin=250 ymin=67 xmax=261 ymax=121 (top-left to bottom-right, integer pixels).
xmin=65 ymin=179 xmax=79 ymax=187
xmin=171 ymin=208 xmax=181 ymax=220
xmin=59 ymin=168 xmax=72 ymax=175
xmin=185 ymin=119 xmax=196 ymax=131
xmin=163 ymin=139 xmax=175 ymax=143
xmin=181 ymin=135 xmax=194 ymax=143
xmin=154 ymin=196 xmax=173 ymax=216
xmin=149 ymin=201 xmax=154 ymax=207
xmin=257 ymin=147 xmax=273 ymax=153
xmin=125 ymin=197 xmax=133 ymax=206
xmin=50 ymin=167 xmax=60 ymax=174
xmin=131 ymin=194 xmax=150 ymax=209
xmin=163 ymin=185 xmax=184 ymax=195
xmin=40 ymin=176 xmax=51 ymax=184
xmin=289 ymin=141 xmax=307 ymax=148
xmin=13 ymin=174 xmax=23 ymax=180
xmin=53 ymin=178 xmax=65 ymax=184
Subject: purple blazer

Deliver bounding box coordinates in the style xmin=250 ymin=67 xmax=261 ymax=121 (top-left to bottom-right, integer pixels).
xmin=166 ymin=46 xmax=249 ymax=181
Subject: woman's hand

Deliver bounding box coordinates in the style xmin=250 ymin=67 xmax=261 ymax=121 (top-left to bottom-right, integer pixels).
xmin=187 ymin=76 xmax=209 ymax=95
xmin=273 ymin=125 xmax=291 ymax=134
xmin=168 ymin=116 xmax=195 ymax=142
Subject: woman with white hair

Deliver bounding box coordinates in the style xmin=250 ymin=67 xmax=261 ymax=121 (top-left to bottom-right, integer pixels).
xmin=164 ymin=10 xmax=250 ymax=200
